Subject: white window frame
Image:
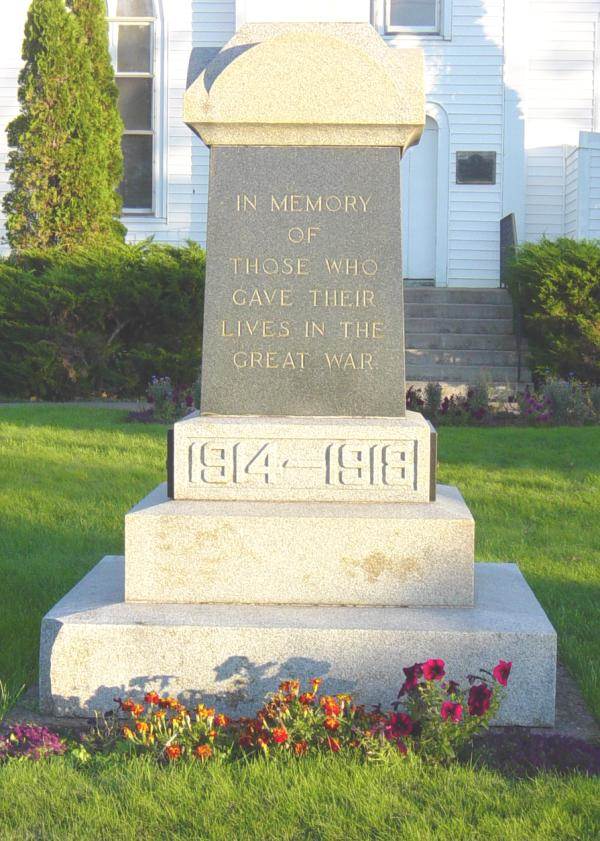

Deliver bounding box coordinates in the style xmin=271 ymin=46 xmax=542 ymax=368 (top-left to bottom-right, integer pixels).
xmin=106 ymin=1 xmax=165 ymax=218
xmin=374 ymin=0 xmax=452 ymax=40
xmin=385 ymin=0 xmax=441 ymax=34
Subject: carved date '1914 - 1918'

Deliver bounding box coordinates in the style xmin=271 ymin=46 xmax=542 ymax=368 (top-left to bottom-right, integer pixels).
xmin=189 ymin=440 xmax=416 ymax=489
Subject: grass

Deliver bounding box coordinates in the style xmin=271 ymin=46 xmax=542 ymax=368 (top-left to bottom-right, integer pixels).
xmin=0 ymin=754 xmax=598 ymax=841
xmin=0 ymin=407 xmax=599 ymax=838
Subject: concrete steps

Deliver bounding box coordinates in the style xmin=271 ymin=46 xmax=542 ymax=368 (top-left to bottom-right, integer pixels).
xmin=404 ymin=287 xmax=530 ymax=388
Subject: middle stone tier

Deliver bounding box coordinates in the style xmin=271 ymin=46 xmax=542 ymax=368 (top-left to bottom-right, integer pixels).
xmin=125 ymin=483 xmax=475 ymax=607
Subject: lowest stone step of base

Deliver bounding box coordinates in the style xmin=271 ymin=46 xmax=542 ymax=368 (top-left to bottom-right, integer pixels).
xmin=40 ymin=557 xmax=556 ymax=726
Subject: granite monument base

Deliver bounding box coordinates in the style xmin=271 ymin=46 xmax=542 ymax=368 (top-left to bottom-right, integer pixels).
xmin=40 ymin=556 xmax=556 ymax=726
xmin=125 ymin=483 xmax=474 ymax=607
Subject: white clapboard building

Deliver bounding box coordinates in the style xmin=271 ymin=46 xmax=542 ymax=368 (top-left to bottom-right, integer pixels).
xmin=1 ymin=0 xmax=599 ymax=383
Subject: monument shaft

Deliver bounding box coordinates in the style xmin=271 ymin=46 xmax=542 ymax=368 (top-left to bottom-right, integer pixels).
xmin=201 ymin=146 xmax=405 ymax=417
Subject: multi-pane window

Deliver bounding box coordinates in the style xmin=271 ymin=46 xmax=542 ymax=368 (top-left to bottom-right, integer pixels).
xmin=386 ymin=0 xmax=441 ymax=33
xmin=107 ymin=0 xmax=155 ymax=213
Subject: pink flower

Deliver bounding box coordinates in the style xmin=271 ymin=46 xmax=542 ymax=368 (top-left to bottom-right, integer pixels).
xmin=422 ymin=659 xmax=445 ymax=681
xmin=399 ymin=662 xmax=423 ymax=696
xmin=440 ymin=701 xmax=463 ymax=723
xmin=492 ymin=660 xmax=512 ymax=687
xmin=384 ymin=712 xmax=414 ymax=740
xmin=468 ymin=684 xmax=493 ymax=717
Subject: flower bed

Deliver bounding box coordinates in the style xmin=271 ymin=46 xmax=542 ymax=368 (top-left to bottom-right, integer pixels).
xmin=2 ymin=659 xmax=508 ymax=766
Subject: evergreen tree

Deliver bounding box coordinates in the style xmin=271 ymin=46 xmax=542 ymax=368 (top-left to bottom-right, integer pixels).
xmin=68 ymin=0 xmax=124 ymax=230
xmin=3 ymin=0 xmax=125 ymax=251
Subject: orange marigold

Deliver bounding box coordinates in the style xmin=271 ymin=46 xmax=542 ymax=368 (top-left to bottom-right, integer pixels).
xmin=320 ymin=696 xmax=341 ymax=717
xmin=118 ymin=699 xmax=137 ymax=713
xmin=272 ymin=727 xmax=289 ymax=744
xmin=135 ymin=721 xmax=149 ymax=733
xmin=165 ymin=744 xmax=182 ymax=761
xmin=327 ymin=736 xmax=341 ymax=753
xmin=131 ymin=704 xmax=145 ymax=718
xmin=293 ymin=740 xmax=309 ymax=757
xmin=214 ymin=713 xmax=230 ymax=727
xmin=195 ymin=744 xmax=213 ymax=761
xmin=310 ymin=678 xmax=322 ymax=692
xmin=324 ymin=716 xmax=340 ymax=732
xmin=279 ymin=680 xmax=300 ymax=697
xmin=299 ymin=693 xmax=315 ymax=706
xmin=196 ymin=705 xmax=215 ymax=719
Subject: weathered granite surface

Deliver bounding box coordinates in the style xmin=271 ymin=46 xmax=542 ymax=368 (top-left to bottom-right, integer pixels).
xmin=201 ymin=145 xmax=406 ymax=417
xmin=40 ymin=557 xmax=556 ymax=726
xmin=124 ymin=483 xmax=473 ymax=607
xmin=172 ymin=411 xmax=435 ymax=503
xmin=184 ymin=23 xmax=424 ymax=148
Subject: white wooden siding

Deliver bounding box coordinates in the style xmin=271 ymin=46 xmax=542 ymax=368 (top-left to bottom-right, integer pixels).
xmin=524 ymin=0 xmax=600 ymax=241
xmin=588 ymin=147 xmax=600 ymax=237
xmin=383 ymin=0 xmax=505 ymax=287
xmin=564 ymin=147 xmax=579 ymax=238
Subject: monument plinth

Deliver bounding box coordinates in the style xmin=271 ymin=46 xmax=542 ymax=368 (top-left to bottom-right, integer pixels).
xmin=39 ymin=23 xmax=556 ymax=726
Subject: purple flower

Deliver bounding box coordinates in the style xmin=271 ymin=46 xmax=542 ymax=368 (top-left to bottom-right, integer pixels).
xmin=0 ymin=724 xmax=66 ymax=761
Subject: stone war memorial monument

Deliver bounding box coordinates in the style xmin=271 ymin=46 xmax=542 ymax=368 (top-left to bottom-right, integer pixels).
xmin=39 ymin=23 xmax=557 ymax=726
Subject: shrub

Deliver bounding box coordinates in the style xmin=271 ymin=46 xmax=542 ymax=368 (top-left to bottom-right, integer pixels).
xmin=4 ymin=0 xmax=124 ymax=251
xmin=425 ymin=382 xmax=442 ymax=415
xmin=541 ymin=378 xmax=598 ymax=424
xmin=506 ymin=237 xmax=600 ymax=384
xmin=0 ymin=241 xmax=205 ymax=399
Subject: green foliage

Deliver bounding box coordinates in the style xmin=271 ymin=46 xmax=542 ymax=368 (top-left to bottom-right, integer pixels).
xmin=3 ymin=0 xmax=124 ymax=251
xmin=506 ymin=237 xmax=600 ymax=383
xmin=0 ymin=681 xmax=24 ymax=725
xmin=541 ymin=379 xmax=598 ymax=424
xmin=68 ymin=0 xmax=125 ymax=234
xmin=0 ymin=242 xmax=205 ymax=398
xmin=425 ymin=382 xmax=442 ymax=415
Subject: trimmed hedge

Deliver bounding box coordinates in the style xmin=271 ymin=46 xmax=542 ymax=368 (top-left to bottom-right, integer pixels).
xmin=507 ymin=237 xmax=600 ymax=384
xmin=0 ymin=242 xmax=204 ymax=399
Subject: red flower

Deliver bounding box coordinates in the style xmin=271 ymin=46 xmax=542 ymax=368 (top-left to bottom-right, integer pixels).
xmin=440 ymin=701 xmax=463 ymax=723
xmin=293 ymin=740 xmax=309 ymax=756
xmin=385 ymin=712 xmax=414 ymax=741
xmin=492 ymin=660 xmax=512 ymax=687
xmin=299 ymin=692 xmax=315 ymax=706
xmin=327 ymin=736 xmax=341 ymax=753
xmin=324 ymin=716 xmax=340 ymax=732
xmin=144 ymin=692 xmax=160 ymax=705
xmin=399 ymin=662 xmax=423 ymax=695
xmin=164 ymin=744 xmax=182 ymax=761
xmin=468 ymin=683 xmax=493 ymax=717
xmin=321 ymin=696 xmax=341 ymax=716
xmin=272 ymin=727 xmax=288 ymax=744
xmin=194 ymin=744 xmax=213 ymax=761
xmin=422 ymin=659 xmax=445 ymax=681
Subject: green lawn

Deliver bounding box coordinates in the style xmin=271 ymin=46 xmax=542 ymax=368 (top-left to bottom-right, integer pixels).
xmin=0 ymin=407 xmax=598 ymax=839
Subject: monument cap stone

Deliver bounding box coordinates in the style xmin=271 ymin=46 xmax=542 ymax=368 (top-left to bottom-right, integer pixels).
xmin=184 ymin=24 xmax=424 ymax=148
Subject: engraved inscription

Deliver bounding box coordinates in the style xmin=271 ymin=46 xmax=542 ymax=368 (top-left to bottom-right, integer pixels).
xmin=190 ymin=441 xmax=276 ymax=486
xmin=189 ymin=439 xmax=416 ymax=491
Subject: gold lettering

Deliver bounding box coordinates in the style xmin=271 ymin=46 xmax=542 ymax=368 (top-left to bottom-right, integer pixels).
xmin=325 ymin=352 xmax=375 ymax=371
xmin=237 ymin=194 xmax=257 ymax=212
xmin=304 ymin=321 xmax=325 ymax=338
xmin=339 ymin=321 xmax=385 ymax=339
